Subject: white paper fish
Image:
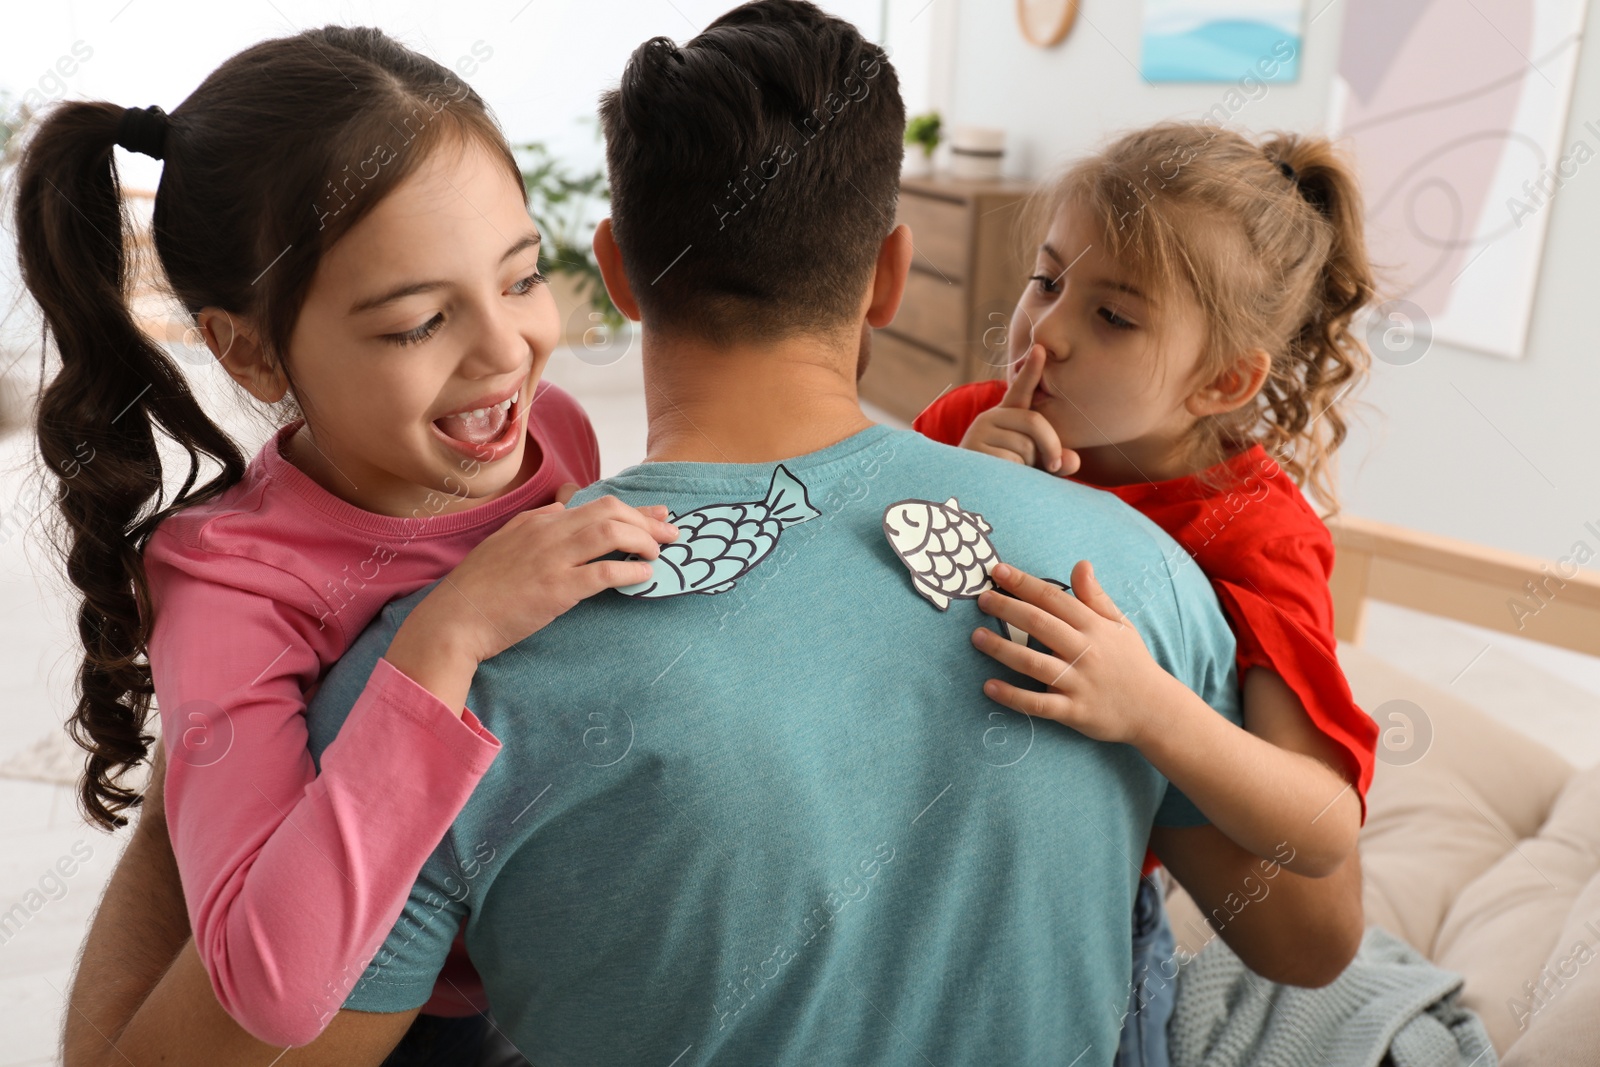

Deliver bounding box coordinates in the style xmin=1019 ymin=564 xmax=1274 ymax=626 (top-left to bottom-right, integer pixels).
xmin=882 ymin=497 xmax=1000 ymax=611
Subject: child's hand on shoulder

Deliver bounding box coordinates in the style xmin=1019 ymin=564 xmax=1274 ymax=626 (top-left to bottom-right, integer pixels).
xmin=969 ymin=559 xmax=1181 ymax=746
xmin=426 ymin=493 xmax=679 ymax=665
xmin=958 ymin=344 xmax=1079 ymax=477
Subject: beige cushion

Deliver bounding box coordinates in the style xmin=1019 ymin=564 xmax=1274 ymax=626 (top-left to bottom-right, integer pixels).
xmin=1338 ymin=644 xmax=1575 ymax=956
xmin=1439 ymin=764 xmax=1600 ymax=1055
xmin=1164 ymin=642 xmax=1587 ymax=1058
xmin=1498 ymin=860 xmax=1600 ymax=1065
xmin=1168 ymin=645 xmax=1574 ymax=957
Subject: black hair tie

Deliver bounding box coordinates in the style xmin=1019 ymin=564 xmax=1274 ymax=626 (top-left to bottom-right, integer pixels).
xmin=115 ymin=105 xmax=168 ymax=160
xmin=1274 ymin=156 xmax=1328 ymax=214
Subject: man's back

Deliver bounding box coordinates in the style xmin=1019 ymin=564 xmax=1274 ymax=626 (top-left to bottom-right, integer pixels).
xmin=308 ymin=425 xmax=1240 ymax=1065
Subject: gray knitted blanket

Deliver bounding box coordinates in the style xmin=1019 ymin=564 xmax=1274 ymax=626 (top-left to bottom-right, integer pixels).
xmin=1169 ymin=926 xmax=1497 ymax=1067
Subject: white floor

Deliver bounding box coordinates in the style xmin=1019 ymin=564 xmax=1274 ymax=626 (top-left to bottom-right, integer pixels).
xmin=1 ymin=343 xmax=1597 ymax=1063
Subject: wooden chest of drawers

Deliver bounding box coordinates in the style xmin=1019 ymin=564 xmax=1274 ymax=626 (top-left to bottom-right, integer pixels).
xmin=860 ymin=176 xmax=1036 ymax=424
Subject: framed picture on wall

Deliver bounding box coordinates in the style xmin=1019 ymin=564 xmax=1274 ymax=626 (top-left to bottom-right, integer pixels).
xmin=1140 ymin=0 xmax=1304 ymax=82
xmin=1330 ymin=0 xmax=1589 ymax=360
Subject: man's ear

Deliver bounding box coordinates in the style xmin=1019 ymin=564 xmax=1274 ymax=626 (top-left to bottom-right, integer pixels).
xmin=864 ymin=224 xmax=913 ymax=329
xmin=1186 ymin=347 xmax=1271 ymax=418
xmin=195 ymin=309 xmax=288 ymax=403
xmin=593 ymin=219 xmax=642 ymax=323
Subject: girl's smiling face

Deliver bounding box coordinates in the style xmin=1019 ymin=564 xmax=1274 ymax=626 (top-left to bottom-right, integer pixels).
xmin=1006 ymin=201 xmax=1213 ymax=485
xmin=275 ymin=135 xmax=559 ymax=516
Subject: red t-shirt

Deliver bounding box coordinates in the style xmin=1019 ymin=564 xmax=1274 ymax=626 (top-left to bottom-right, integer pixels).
xmin=915 ymin=380 xmax=1378 ymax=840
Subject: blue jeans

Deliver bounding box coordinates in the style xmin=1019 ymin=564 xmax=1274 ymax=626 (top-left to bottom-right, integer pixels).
xmin=1114 ymin=873 xmax=1178 ymax=1067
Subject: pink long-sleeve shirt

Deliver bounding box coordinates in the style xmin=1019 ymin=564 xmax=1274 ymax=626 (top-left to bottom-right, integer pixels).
xmin=145 ymin=380 xmax=599 ymax=1046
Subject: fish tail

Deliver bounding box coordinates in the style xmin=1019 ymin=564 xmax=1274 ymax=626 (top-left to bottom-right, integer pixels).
xmin=763 ymin=465 xmax=821 ymax=527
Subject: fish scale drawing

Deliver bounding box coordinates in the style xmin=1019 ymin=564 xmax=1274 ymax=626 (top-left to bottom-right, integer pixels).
xmin=882 ymin=497 xmax=1001 ymax=611
xmin=616 ymin=465 xmax=820 ymax=599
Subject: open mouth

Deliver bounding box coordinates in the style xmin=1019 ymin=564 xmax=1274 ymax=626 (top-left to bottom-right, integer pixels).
xmin=431 ymin=384 xmax=525 ymax=460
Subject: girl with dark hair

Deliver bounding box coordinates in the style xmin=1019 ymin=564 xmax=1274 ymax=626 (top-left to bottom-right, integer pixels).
xmin=14 ymin=24 xmax=676 ymax=1054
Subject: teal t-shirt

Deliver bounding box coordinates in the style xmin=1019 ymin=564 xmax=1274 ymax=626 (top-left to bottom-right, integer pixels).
xmin=306 ymin=425 xmax=1240 ymax=1066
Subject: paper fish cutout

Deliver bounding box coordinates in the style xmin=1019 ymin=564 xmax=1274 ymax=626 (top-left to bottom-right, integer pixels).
xmin=616 ymin=465 xmax=820 ymax=599
xmin=882 ymin=497 xmax=1001 ymax=611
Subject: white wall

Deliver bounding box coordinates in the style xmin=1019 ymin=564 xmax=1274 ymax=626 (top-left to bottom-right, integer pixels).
xmin=0 ymin=0 xmax=895 ymax=364
xmin=935 ymin=0 xmax=1600 ymax=566
xmin=6 ymin=1 xmax=1596 ymax=564
xmin=1 ymin=0 xmax=892 ymax=186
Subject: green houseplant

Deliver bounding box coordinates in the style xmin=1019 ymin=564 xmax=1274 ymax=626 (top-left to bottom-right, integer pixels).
xmin=904 ymin=111 xmax=942 ymax=162
xmin=0 ymin=92 xmax=32 ymax=175
xmin=513 ymin=141 xmax=623 ymax=330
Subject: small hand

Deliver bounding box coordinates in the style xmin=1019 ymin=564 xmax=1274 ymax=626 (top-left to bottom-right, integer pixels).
xmin=957 ymin=344 xmax=1080 ymax=476
xmin=970 ymin=559 xmax=1176 ymax=746
xmin=385 ymin=495 xmax=678 ymax=716
xmin=415 ymin=494 xmax=679 ymax=666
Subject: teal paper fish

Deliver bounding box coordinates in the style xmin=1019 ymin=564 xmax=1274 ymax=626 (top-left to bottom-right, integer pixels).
xmin=616 ymin=465 xmax=820 ymax=599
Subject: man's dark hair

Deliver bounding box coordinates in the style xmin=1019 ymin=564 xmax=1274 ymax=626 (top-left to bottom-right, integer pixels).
xmin=600 ymin=0 xmax=904 ymax=343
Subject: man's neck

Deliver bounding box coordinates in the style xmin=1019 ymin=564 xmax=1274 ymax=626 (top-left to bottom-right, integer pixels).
xmin=639 ymin=326 xmax=876 ymax=464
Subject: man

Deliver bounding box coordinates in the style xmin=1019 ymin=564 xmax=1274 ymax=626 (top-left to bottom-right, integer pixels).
xmin=66 ymin=3 xmax=1360 ymax=1064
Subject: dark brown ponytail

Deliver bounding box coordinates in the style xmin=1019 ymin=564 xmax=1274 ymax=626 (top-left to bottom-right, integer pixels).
xmin=16 ymin=104 xmax=244 ymax=829
xmin=13 ymin=27 xmax=521 ymax=829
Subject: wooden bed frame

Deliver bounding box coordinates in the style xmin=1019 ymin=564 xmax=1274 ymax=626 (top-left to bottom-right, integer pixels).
xmin=1328 ymin=514 xmax=1600 ymax=658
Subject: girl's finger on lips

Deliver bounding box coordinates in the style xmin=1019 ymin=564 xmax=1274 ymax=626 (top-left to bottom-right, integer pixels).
xmin=971 ymin=628 xmax=1078 ymax=690
xmin=981 ymin=677 xmax=1071 ymax=722
xmin=999 ymin=342 xmax=1045 ymax=408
